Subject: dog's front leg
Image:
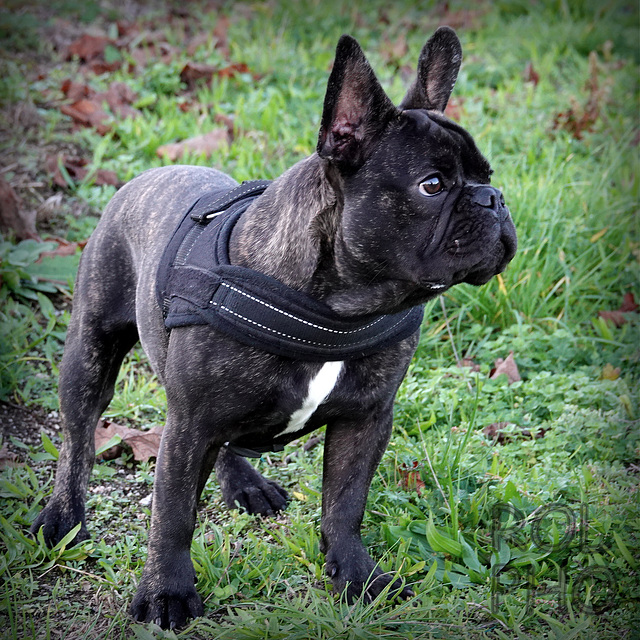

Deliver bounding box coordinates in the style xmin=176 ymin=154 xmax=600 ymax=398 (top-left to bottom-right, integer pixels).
xmin=320 ymin=406 xmax=413 ymax=603
xmin=129 ymin=412 xmax=218 ymax=629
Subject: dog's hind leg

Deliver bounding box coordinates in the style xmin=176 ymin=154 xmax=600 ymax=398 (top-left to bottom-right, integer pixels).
xmin=214 ymin=446 xmax=289 ymax=516
xmin=31 ymin=246 xmax=139 ymax=547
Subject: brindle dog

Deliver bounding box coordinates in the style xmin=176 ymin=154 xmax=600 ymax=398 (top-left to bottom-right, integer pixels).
xmin=32 ymin=27 xmax=516 ymax=628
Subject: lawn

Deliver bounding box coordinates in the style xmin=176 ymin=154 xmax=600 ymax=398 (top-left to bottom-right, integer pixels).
xmin=0 ymin=0 xmax=638 ymax=638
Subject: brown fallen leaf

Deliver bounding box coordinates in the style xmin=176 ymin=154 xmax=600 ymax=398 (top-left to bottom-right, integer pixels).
xmin=0 ymin=443 xmax=23 ymax=469
xmin=186 ymin=32 xmax=212 ymax=57
xmin=620 ymin=292 xmax=638 ymax=313
xmin=92 ymin=59 xmax=123 ymax=74
xmin=37 ymin=236 xmax=86 ymax=260
xmin=156 ymin=128 xmax=231 ymax=162
xmin=598 ymin=292 xmax=639 ymax=327
xmin=66 ymin=34 xmax=111 ymax=62
xmin=60 ymin=98 xmax=111 ymax=134
xmin=489 ymin=351 xmax=521 ymax=384
xmin=457 ymin=357 xmax=481 ymax=372
xmin=46 ymin=154 xmax=120 ymax=189
xmin=95 ymin=419 xmax=163 ymax=462
xmin=600 ymin=363 xmax=621 ymax=381
xmin=552 ymin=51 xmax=611 ymax=140
xmin=217 ymin=62 xmax=252 ymax=79
xmin=524 ymin=61 xmax=540 ymax=87
xmin=598 ymin=310 xmax=627 ymax=327
xmin=434 ymin=4 xmax=486 ymax=30
xmin=0 ymin=174 xmax=38 ymax=240
xmin=444 ymin=96 xmax=465 ymax=122
xmin=96 ymin=82 xmax=140 ymax=120
xmin=483 ymin=422 xmax=546 ymax=445
xmin=59 ymin=80 xmax=138 ymax=133
xmin=380 ymin=33 xmax=408 ymax=68
xmin=180 ymin=62 xmax=219 ymax=89
xmin=398 ymin=461 xmax=426 ymax=495
xmin=61 ymin=78 xmax=93 ymax=102
xmin=212 ymin=15 xmax=231 ymax=57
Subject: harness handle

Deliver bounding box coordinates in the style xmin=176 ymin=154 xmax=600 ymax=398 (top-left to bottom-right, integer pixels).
xmin=190 ymin=180 xmax=271 ymax=223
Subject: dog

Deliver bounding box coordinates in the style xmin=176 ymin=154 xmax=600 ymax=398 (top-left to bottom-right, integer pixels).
xmin=31 ymin=27 xmax=516 ymax=629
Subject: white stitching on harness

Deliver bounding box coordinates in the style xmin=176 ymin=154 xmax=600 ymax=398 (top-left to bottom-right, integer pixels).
xmin=211 ymin=300 xmax=412 ymax=348
xmin=218 ymin=282 xmax=385 ymax=335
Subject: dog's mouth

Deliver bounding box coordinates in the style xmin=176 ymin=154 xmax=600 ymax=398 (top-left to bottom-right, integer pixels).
xmin=454 ymin=224 xmax=517 ymax=286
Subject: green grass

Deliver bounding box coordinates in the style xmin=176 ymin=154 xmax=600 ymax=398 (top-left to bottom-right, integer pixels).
xmin=1 ymin=0 xmax=638 ymax=638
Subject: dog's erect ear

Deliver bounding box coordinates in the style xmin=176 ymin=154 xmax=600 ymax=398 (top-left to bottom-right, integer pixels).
xmin=399 ymin=26 xmax=462 ymax=112
xmin=317 ymin=35 xmax=396 ymax=172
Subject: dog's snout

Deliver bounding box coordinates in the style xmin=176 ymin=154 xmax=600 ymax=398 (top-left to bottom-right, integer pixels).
xmin=472 ymin=185 xmax=501 ymax=209
xmin=470 ymin=185 xmax=510 ymax=223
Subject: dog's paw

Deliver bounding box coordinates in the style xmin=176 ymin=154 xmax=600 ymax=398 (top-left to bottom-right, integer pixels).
xmin=325 ymin=546 xmax=414 ymax=604
xmin=30 ymin=499 xmax=89 ymax=548
xmin=224 ymin=478 xmax=289 ymax=517
xmin=130 ymin=579 xmax=203 ymax=629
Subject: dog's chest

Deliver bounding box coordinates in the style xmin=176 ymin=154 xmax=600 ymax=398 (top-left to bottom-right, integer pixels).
xmin=276 ymin=361 xmax=344 ymax=437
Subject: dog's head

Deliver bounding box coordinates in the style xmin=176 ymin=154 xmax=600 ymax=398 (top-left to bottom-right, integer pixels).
xmin=316 ymin=27 xmax=517 ymax=316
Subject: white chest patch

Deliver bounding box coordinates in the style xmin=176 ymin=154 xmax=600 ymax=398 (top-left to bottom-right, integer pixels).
xmin=278 ymin=361 xmax=344 ymax=436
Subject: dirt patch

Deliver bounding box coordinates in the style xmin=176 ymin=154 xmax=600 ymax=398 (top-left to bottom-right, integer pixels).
xmin=0 ymin=401 xmax=61 ymax=458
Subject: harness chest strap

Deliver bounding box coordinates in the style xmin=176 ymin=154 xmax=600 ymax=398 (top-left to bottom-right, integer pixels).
xmin=156 ymin=181 xmax=425 ymax=363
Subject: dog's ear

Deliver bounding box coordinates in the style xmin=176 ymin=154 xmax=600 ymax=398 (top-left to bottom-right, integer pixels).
xmin=317 ymin=35 xmax=396 ymax=172
xmin=399 ymin=26 xmax=462 ymax=112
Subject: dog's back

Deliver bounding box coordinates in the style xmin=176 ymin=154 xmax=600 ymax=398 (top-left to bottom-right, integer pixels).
xmin=77 ymin=165 xmax=237 ymax=377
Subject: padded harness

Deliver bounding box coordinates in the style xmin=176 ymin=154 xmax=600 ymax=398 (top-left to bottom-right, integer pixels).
xmin=156 ymin=181 xmax=424 ymax=362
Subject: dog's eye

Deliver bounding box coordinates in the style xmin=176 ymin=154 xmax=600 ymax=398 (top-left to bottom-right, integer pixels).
xmin=419 ymin=176 xmax=444 ymax=196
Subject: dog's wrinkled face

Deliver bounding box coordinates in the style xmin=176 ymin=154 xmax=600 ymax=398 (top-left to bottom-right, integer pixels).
xmin=337 ymin=108 xmax=517 ymax=310
xmin=316 ymin=28 xmax=517 ymax=316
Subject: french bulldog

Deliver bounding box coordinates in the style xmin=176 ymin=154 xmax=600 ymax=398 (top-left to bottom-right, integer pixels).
xmin=31 ymin=27 xmax=516 ymax=629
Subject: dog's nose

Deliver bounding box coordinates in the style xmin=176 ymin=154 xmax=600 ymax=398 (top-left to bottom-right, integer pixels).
xmin=471 ymin=185 xmax=501 ymax=209
xmin=471 ymin=186 xmax=510 ymax=222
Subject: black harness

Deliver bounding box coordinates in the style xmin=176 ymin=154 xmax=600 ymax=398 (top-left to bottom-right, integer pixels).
xmin=157 ymin=181 xmax=424 ymax=362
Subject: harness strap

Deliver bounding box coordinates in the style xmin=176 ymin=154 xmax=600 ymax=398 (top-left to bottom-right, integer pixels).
xmin=157 ymin=181 xmax=424 ymax=362
xmin=190 ymin=180 xmax=272 ymax=223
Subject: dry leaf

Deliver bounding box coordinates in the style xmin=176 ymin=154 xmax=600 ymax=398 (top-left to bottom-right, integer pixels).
xmin=0 ymin=174 xmax=38 ymax=240
xmin=60 ymin=79 xmax=138 ymax=132
xmin=380 ymin=34 xmax=408 ymax=71
xmin=37 ymin=236 xmax=87 ymax=260
xmin=61 ymin=78 xmax=93 ymax=102
xmin=524 ymin=62 xmax=540 ymax=87
xmin=97 ymin=82 xmax=140 ymax=120
xmin=217 ymin=62 xmax=251 ymax=79
xmin=490 ymin=351 xmax=521 ymax=384
xmin=600 ymin=363 xmax=621 ymax=381
xmin=398 ymin=461 xmax=426 ymax=495
xmin=457 ymin=357 xmax=481 ymax=372
xmin=598 ymin=293 xmax=639 ymax=327
xmin=156 ymin=128 xmax=231 ymax=162
xmin=0 ymin=444 xmax=23 ymax=469
xmin=60 ymin=99 xmax=111 ymax=134
xmin=552 ymin=51 xmax=611 ymax=139
xmin=125 ymin=425 xmax=164 ymax=462
xmin=212 ymin=15 xmax=231 ymax=57
xmin=483 ymin=422 xmax=513 ymax=444
xmin=483 ymin=422 xmax=546 ymax=445
xmin=95 ymin=419 xmax=163 ymax=462
xmin=180 ymin=62 xmax=218 ymax=88
xmin=186 ymin=32 xmax=212 ymax=57
xmin=66 ymin=34 xmax=111 ymax=62
xmin=620 ymin=292 xmax=638 ymax=313
xmin=444 ymin=96 xmax=465 ymax=122
xmin=46 ymin=154 xmax=119 ymax=189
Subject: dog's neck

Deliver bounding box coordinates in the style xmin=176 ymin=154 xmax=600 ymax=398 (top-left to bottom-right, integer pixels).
xmin=229 ymin=154 xmax=340 ymax=295
xmin=229 ymin=154 xmax=422 ymax=317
